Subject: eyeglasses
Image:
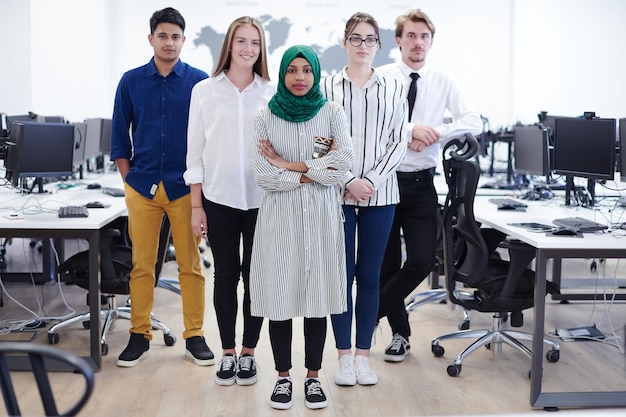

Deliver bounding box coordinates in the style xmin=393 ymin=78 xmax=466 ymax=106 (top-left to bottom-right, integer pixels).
xmin=347 ymin=37 xmax=378 ymax=47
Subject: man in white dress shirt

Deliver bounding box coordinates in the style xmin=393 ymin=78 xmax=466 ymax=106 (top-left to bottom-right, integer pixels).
xmin=376 ymin=8 xmax=483 ymax=363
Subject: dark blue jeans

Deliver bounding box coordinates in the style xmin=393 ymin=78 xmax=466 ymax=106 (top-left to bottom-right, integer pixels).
xmin=379 ymin=172 xmax=438 ymax=338
xmin=331 ymin=204 xmax=395 ymax=350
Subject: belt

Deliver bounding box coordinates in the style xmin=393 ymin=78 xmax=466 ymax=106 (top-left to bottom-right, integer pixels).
xmin=396 ymin=168 xmax=435 ymax=180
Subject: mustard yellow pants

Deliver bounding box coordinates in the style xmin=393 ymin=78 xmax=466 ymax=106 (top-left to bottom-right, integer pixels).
xmin=124 ymin=182 xmax=205 ymax=340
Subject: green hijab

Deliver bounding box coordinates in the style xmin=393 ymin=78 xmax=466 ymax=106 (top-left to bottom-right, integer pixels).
xmin=268 ymin=45 xmax=327 ymax=122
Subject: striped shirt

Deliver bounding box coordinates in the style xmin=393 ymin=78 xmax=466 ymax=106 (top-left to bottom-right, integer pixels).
xmin=321 ymin=69 xmax=408 ymax=206
xmin=250 ymin=102 xmax=354 ymax=321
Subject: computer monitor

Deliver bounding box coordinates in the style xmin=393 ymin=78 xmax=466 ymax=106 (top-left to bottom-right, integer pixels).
xmin=6 ymin=113 xmax=38 ymax=132
xmin=4 ymin=121 xmax=75 ymax=192
xmin=513 ymin=125 xmax=550 ymax=179
xmin=537 ymin=112 xmax=569 ymax=144
xmin=619 ymin=117 xmax=626 ymax=182
xmin=99 ymin=118 xmax=112 ymax=155
xmin=553 ymin=117 xmax=616 ymax=181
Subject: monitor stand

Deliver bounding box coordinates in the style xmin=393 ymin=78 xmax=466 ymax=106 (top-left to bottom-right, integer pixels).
xmin=564 ymin=176 xmax=595 ymax=207
xmin=22 ymin=177 xmax=47 ymax=194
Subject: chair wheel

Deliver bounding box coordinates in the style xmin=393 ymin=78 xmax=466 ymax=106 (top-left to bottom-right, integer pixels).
xmin=48 ymin=333 xmax=60 ymax=344
xmin=82 ymin=321 xmax=90 ymax=329
xmin=546 ymin=349 xmax=560 ymax=363
xmin=101 ymin=343 xmax=109 ymax=356
xmin=458 ymin=320 xmax=470 ymax=331
xmin=164 ymin=334 xmax=176 ymax=346
xmin=432 ymin=344 xmax=445 ymax=357
xmin=447 ymin=364 xmax=461 ymax=377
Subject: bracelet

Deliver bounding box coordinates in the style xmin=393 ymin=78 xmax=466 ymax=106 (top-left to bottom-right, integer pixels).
xmin=192 ymin=206 xmax=203 ymax=209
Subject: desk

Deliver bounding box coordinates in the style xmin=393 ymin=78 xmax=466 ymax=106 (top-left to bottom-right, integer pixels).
xmin=473 ymin=196 xmax=626 ymax=408
xmin=0 ymin=178 xmax=127 ymax=371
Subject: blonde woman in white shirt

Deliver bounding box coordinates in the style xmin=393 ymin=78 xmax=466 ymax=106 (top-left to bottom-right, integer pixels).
xmin=184 ymin=16 xmax=275 ymax=387
xmin=320 ymin=11 xmax=408 ymax=387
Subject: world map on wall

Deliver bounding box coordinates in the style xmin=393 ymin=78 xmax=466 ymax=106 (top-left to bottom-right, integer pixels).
xmin=193 ymin=15 xmax=397 ymax=75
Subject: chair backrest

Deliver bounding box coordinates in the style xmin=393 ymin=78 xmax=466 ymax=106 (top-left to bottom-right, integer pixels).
xmin=0 ymin=342 xmax=94 ymax=416
xmin=441 ymin=134 xmax=551 ymax=315
xmin=441 ymin=133 xmax=487 ymax=293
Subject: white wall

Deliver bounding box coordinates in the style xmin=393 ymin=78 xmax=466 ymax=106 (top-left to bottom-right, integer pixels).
xmin=0 ymin=0 xmax=624 ymax=129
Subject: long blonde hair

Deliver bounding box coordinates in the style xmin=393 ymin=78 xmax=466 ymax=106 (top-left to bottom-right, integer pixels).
xmin=212 ymin=16 xmax=270 ymax=80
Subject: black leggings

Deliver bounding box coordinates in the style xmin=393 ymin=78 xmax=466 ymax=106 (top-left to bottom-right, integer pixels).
xmin=269 ymin=317 xmax=327 ymax=372
xmin=204 ymin=198 xmax=263 ymax=349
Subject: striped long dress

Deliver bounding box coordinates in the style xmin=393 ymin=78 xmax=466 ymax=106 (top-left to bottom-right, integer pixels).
xmin=250 ymin=101 xmax=354 ymax=321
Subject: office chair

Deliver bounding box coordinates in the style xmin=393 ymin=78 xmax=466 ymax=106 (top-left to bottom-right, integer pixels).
xmin=47 ymin=220 xmax=176 ymax=355
xmin=0 ymin=342 xmax=94 ymax=416
xmin=404 ymin=204 xmax=471 ymax=331
xmin=430 ymin=134 xmax=560 ymax=377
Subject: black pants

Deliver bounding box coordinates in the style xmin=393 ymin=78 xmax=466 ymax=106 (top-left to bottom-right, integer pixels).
xmin=204 ymin=198 xmax=263 ymax=350
xmin=379 ymin=171 xmax=438 ymax=338
xmin=269 ymin=317 xmax=327 ymax=372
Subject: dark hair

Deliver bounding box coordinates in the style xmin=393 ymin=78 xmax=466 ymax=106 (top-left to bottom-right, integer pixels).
xmin=150 ymin=7 xmax=185 ymax=34
xmin=213 ymin=16 xmax=270 ymax=80
xmin=344 ymin=12 xmax=381 ymax=49
xmin=395 ymin=9 xmax=436 ymax=39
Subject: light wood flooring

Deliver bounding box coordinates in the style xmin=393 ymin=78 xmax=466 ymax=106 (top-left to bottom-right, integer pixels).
xmin=1 ymin=238 xmax=625 ymax=417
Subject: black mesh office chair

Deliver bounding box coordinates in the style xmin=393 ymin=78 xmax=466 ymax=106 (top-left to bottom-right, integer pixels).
xmin=47 ymin=219 xmax=176 ymax=355
xmin=0 ymin=342 xmax=94 ymax=416
xmin=404 ymin=204 xmax=471 ymax=331
xmin=430 ymin=134 xmax=560 ymax=377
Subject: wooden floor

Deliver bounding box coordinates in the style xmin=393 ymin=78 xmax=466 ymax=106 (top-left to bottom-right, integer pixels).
xmin=1 ymin=238 xmax=625 ymax=416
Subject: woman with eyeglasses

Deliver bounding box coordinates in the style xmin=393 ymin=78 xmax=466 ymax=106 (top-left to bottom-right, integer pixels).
xmin=320 ymin=11 xmax=408 ymax=387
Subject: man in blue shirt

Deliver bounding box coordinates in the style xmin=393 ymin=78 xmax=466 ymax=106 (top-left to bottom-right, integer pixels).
xmin=110 ymin=7 xmax=212 ymax=368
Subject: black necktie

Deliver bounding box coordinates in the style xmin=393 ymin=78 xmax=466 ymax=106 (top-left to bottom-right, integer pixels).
xmin=407 ymin=72 xmax=420 ymax=121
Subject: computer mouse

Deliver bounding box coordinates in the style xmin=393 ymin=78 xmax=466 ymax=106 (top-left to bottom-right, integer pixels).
xmin=87 ymin=183 xmax=101 ymax=189
xmin=551 ymin=227 xmax=577 ymax=236
xmin=85 ymin=201 xmax=106 ymax=209
xmin=497 ymin=203 xmax=518 ymax=210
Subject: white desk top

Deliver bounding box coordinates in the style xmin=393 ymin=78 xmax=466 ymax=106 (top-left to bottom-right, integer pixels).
xmin=0 ymin=171 xmax=127 ymax=231
xmin=473 ymin=196 xmax=626 ymax=250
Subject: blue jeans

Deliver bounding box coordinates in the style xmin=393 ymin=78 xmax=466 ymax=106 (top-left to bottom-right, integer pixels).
xmin=331 ymin=204 xmax=395 ymax=350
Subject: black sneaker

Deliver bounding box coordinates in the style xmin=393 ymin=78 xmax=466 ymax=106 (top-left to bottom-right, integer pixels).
xmin=236 ymin=354 xmax=258 ymax=385
xmin=215 ymin=354 xmax=237 ymax=386
xmin=304 ymin=378 xmax=328 ymax=410
xmin=270 ymin=378 xmax=292 ymax=410
xmin=185 ymin=336 xmax=215 ymax=366
xmin=117 ymin=333 xmax=149 ymax=368
xmin=384 ymin=333 xmax=411 ymax=362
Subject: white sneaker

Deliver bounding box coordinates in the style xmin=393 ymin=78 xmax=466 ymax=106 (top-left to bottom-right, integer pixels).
xmin=355 ymin=355 xmax=378 ymax=385
xmin=334 ymin=354 xmax=356 ymax=386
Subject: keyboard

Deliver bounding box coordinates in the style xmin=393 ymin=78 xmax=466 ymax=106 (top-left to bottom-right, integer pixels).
xmin=58 ymin=205 xmax=89 ymax=218
xmin=488 ymin=198 xmax=528 ymax=208
xmin=101 ymin=187 xmax=125 ymax=197
xmin=552 ymin=217 xmax=608 ymax=233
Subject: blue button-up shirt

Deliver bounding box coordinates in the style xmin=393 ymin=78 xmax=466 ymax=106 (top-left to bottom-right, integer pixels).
xmin=110 ymin=58 xmax=209 ymax=200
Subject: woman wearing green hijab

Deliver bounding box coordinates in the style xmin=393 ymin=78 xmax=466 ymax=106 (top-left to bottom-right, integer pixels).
xmin=249 ymin=45 xmax=354 ymax=411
